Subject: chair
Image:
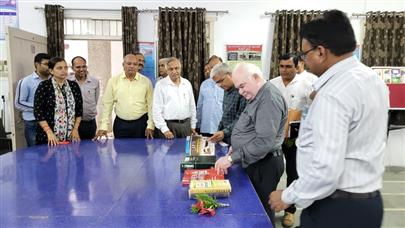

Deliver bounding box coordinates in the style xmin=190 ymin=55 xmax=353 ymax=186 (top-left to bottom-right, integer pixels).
xmin=0 ymin=117 xmax=12 ymax=155
xmin=388 ymin=110 xmax=405 ymax=136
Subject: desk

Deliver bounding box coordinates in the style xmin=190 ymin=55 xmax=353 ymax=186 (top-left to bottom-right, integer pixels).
xmin=0 ymin=139 xmax=271 ymax=227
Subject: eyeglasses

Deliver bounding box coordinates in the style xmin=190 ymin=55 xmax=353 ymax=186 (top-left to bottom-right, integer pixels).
xmin=214 ymin=77 xmax=225 ymax=84
xmin=299 ymin=46 xmax=318 ymax=60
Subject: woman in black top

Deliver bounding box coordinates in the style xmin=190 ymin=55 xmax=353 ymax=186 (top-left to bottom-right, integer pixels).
xmin=34 ymin=57 xmax=83 ymax=145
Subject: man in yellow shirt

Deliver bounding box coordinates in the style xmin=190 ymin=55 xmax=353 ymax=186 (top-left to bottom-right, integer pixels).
xmin=94 ymin=54 xmax=154 ymax=139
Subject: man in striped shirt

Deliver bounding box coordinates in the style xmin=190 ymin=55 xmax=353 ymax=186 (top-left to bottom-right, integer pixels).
xmin=270 ymin=10 xmax=389 ymax=228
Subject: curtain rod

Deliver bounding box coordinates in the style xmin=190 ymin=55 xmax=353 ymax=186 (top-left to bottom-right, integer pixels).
xmin=34 ymin=6 xmax=228 ymax=14
xmin=263 ymin=11 xmax=361 ymax=17
xmin=264 ymin=11 xmax=405 ymax=17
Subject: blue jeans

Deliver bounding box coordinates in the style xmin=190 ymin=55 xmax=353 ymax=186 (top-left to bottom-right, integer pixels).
xmin=24 ymin=120 xmax=37 ymax=147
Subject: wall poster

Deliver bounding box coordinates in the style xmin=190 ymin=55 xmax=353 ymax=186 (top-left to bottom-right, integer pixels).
xmin=372 ymin=66 xmax=405 ymax=109
xmin=0 ymin=0 xmax=18 ymax=40
xmin=226 ymin=45 xmax=262 ymax=69
xmin=138 ymin=41 xmax=156 ymax=85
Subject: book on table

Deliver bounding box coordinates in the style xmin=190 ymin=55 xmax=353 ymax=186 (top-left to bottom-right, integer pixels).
xmin=188 ymin=179 xmax=232 ymax=198
xmin=180 ymin=135 xmax=216 ymax=171
xmin=186 ymin=135 xmax=215 ymax=156
xmin=181 ymin=168 xmax=224 ymax=186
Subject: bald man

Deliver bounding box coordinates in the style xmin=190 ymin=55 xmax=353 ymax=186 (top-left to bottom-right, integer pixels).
xmin=215 ymin=63 xmax=287 ymax=226
xmin=157 ymin=57 xmax=170 ymax=81
xmin=94 ymin=54 xmax=154 ymax=140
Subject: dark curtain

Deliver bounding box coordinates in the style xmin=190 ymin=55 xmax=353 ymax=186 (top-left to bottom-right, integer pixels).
xmin=121 ymin=6 xmax=138 ymax=56
xmin=269 ymin=10 xmax=323 ymax=79
xmin=362 ymin=11 xmax=405 ymax=66
xmin=158 ymin=7 xmax=207 ymax=96
xmin=45 ymin=4 xmax=64 ymax=58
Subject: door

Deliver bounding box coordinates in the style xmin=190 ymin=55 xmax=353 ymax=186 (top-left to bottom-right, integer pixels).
xmin=6 ymin=27 xmax=47 ymax=150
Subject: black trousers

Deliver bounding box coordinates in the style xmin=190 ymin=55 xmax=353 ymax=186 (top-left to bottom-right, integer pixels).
xmin=300 ymin=191 xmax=383 ymax=228
xmin=245 ymin=151 xmax=284 ymax=227
xmin=78 ymin=119 xmax=97 ymax=140
xmin=156 ymin=119 xmax=191 ymax=138
xmin=200 ymin=133 xmax=213 ymax=137
xmin=282 ymin=140 xmax=298 ymax=214
xmin=223 ymin=136 xmax=231 ymax=145
xmin=113 ymin=114 xmax=148 ymax=138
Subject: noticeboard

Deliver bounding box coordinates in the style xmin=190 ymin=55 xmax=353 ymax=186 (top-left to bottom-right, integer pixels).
xmin=372 ymin=66 xmax=405 ymax=109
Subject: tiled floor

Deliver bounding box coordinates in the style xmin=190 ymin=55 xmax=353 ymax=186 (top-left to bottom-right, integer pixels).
xmin=274 ymin=167 xmax=405 ymax=228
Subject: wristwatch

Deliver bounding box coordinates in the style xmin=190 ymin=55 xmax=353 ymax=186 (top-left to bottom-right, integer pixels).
xmin=227 ymin=155 xmax=233 ymax=164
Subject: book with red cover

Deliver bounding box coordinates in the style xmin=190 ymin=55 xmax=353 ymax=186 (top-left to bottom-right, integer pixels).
xmin=181 ymin=168 xmax=224 ymax=186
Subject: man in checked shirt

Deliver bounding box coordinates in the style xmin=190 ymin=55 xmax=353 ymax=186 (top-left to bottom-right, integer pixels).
xmin=209 ymin=63 xmax=247 ymax=145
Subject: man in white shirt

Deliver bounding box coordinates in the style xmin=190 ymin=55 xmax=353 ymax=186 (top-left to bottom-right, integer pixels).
xmin=153 ymin=57 xmax=197 ymax=139
xmin=269 ymin=52 xmax=312 ymax=227
xmin=269 ymin=10 xmax=389 ymax=228
xmin=295 ymin=54 xmax=318 ymax=85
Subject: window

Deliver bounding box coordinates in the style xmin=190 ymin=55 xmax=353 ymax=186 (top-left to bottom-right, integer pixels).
xmin=64 ymin=18 xmax=122 ymax=40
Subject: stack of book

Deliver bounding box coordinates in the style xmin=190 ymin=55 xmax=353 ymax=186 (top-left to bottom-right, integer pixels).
xmin=188 ymin=179 xmax=232 ymax=198
xmin=180 ymin=135 xmax=216 ymax=171
xmin=181 ymin=168 xmax=224 ymax=186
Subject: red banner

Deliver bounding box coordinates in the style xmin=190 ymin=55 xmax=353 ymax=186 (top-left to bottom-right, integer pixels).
xmin=226 ymin=45 xmax=262 ymax=52
xmin=387 ymin=84 xmax=405 ymax=109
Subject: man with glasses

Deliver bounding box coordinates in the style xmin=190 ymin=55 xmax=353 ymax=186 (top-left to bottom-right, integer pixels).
xmin=15 ymin=53 xmax=51 ymax=146
xmin=295 ymin=53 xmax=318 ymax=85
xmin=69 ymin=56 xmax=100 ymax=139
xmin=270 ymin=10 xmax=388 ymax=228
xmin=209 ymin=63 xmax=246 ymax=145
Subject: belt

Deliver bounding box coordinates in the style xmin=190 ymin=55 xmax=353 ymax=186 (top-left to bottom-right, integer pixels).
xmin=116 ymin=114 xmax=147 ymax=122
xmin=166 ymin=118 xmax=189 ymax=124
xmin=116 ymin=116 xmax=135 ymax=122
xmin=266 ymin=149 xmax=282 ymax=158
xmin=81 ymin=118 xmax=95 ymax=122
xmin=329 ymin=189 xmax=379 ymax=200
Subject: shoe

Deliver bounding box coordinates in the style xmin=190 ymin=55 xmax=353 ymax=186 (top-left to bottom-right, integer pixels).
xmin=282 ymin=212 xmax=295 ymax=227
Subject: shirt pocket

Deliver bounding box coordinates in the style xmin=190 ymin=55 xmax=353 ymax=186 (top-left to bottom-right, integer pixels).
xmin=289 ymin=93 xmax=304 ymax=110
xmin=86 ymin=88 xmax=95 ymax=96
xmin=234 ymin=109 xmax=254 ymax=132
xmin=180 ymin=91 xmax=190 ymax=106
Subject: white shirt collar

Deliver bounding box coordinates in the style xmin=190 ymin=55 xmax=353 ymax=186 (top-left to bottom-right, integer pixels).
xmin=166 ymin=76 xmax=185 ymax=86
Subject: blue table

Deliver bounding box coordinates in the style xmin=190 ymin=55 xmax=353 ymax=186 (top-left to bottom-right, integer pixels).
xmin=0 ymin=139 xmax=272 ymax=227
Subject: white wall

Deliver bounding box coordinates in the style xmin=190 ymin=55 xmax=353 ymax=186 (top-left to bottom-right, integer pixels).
xmin=17 ymin=0 xmax=405 ymax=79
xmin=5 ymin=0 xmax=405 ymax=162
